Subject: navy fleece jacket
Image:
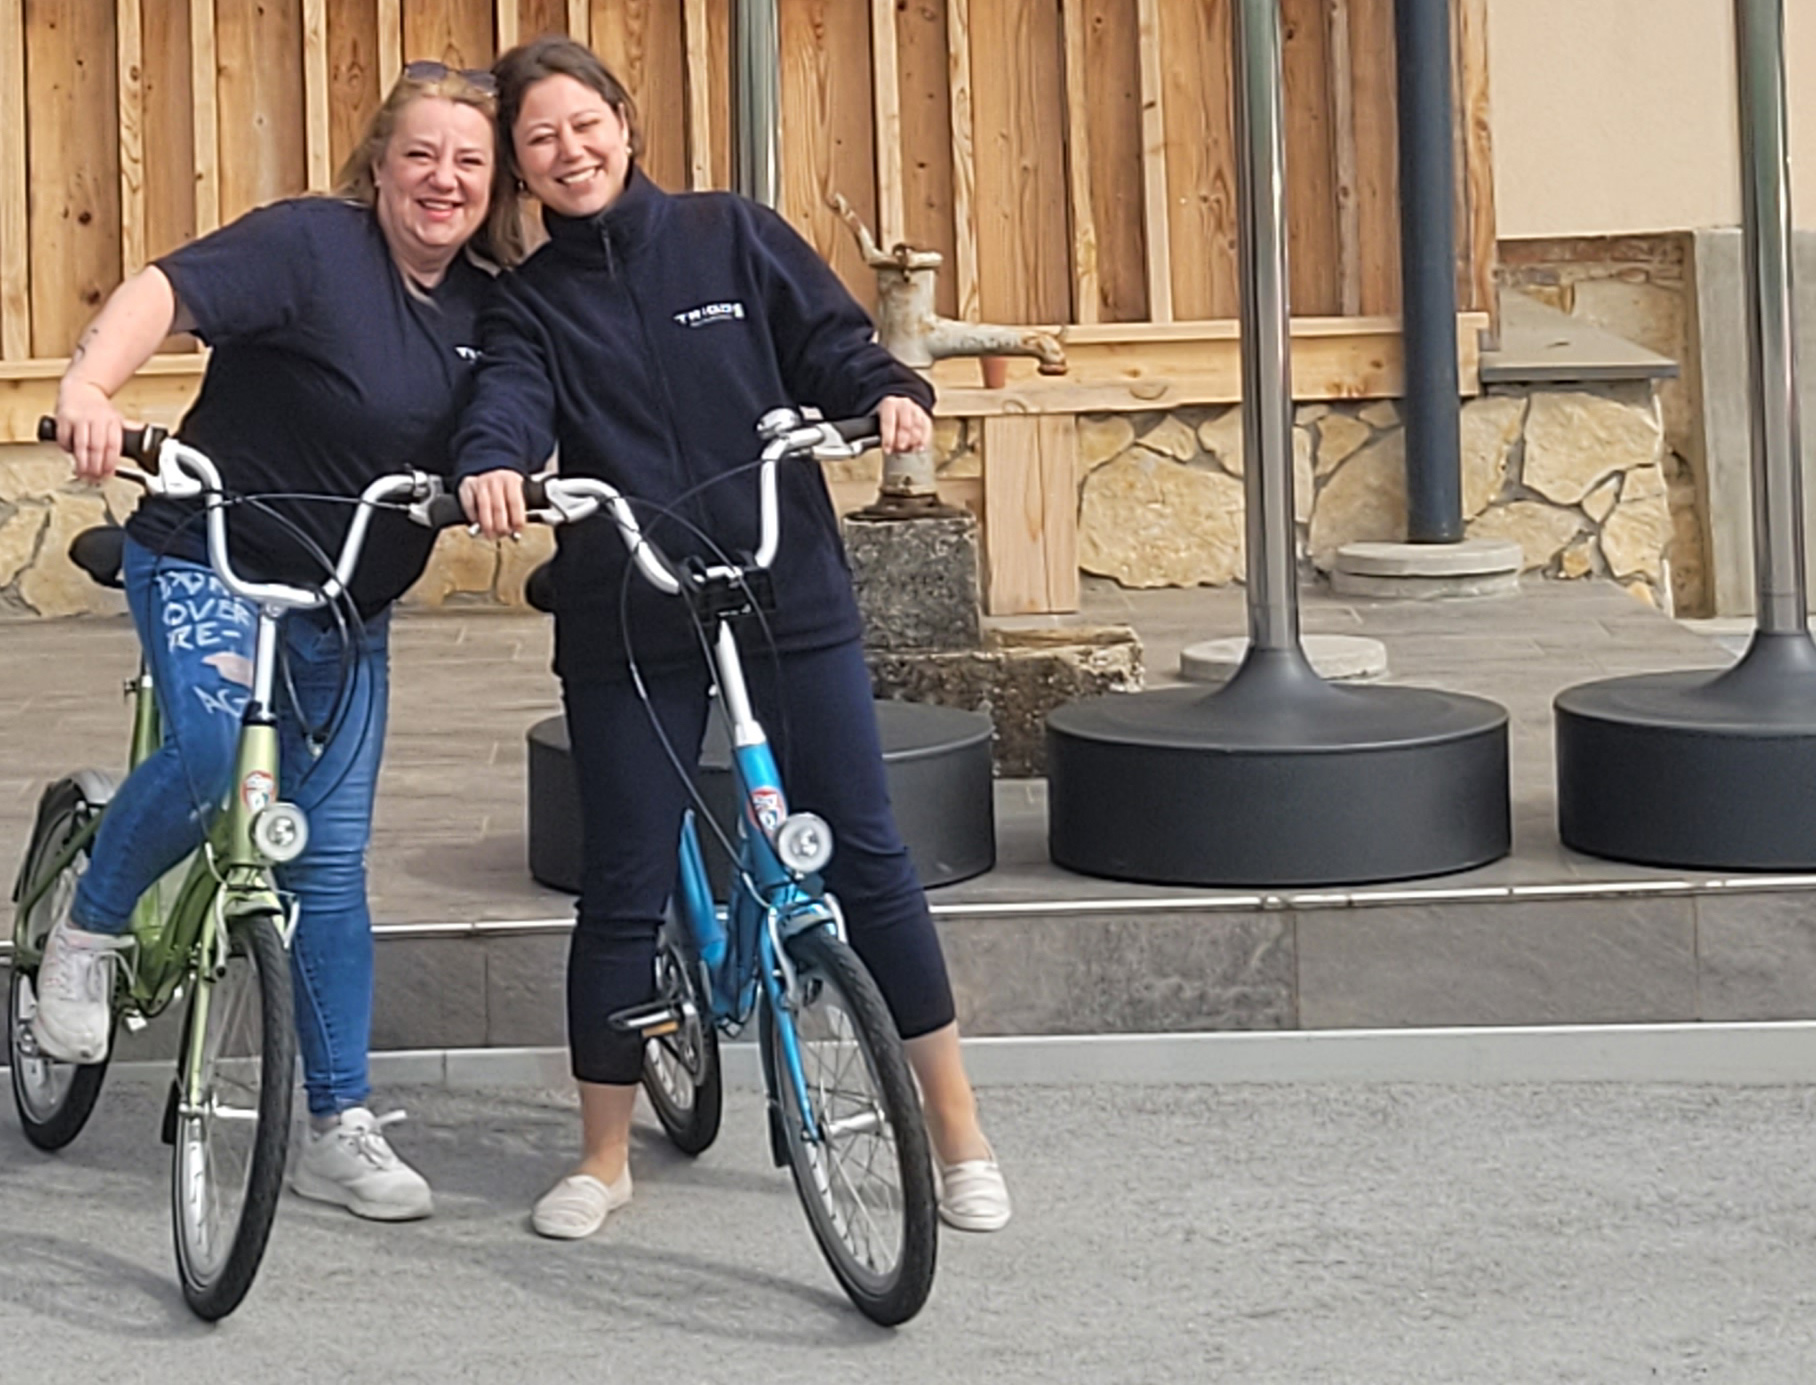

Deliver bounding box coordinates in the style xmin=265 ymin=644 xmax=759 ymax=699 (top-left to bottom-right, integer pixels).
xmin=451 ymin=168 xmax=934 ymax=681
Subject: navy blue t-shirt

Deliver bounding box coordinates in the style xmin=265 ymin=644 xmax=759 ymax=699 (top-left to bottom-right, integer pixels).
xmin=129 ymin=197 xmax=491 ymax=614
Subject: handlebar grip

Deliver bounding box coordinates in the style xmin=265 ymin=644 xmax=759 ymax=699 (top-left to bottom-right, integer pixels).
xmin=422 ymin=493 xmax=470 ymax=530
xmin=522 ymin=476 xmax=549 ymax=510
xmin=830 ymin=414 xmax=881 ymax=445
xmin=36 ymin=415 xmax=167 ymax=462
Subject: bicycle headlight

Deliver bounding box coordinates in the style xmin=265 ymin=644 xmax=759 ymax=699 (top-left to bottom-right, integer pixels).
xmin=250 ymin=803 xmax=309 ymax=864
xmin=774 ymin=812 xmax=833 ymax=875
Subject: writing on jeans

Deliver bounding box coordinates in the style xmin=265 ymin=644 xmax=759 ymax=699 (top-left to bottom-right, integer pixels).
xmin=157 ymin=569 xmax=255 ymax=717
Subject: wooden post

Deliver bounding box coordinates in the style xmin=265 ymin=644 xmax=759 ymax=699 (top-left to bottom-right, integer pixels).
xmin=946 ymin=0 xmax=979 ymax=322
xmin=1061 ymin=0 xmax=1100 ymax=324
xmin=191 ymin=0 xmax=220 ymax=236
xmin=683 ymin=0 xmax=712 ymax=189
xmin=496 ymin=0 xmax=519 ymax=52
xmin=1136 ymin=0 xmax=1173 ymax=322
xmin=1457 ymin=0 xmax=1497 ymax=333
xmin=870 ymin=0 xmax=903 ymax=249
xmin=377 ymin=0 xmax=402 ymax=86
xmin=302 ymin=0 xmax=332 ymax=191
xmin=1329 ymin=0 xmax=1361 ymax=316
xmin=567 ymin=0 xmax=588 ymax=45
xmin=118 ymin=0 xmax=147 ymax=276
xmin=982 ymin=415 xmax=1080 ymax=615
xmin=0 ymin=0 xmax=24 ymax=359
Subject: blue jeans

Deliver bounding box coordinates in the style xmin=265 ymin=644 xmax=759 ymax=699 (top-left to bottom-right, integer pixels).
xmin=74 ymin=538 xmax=390 ymax=1117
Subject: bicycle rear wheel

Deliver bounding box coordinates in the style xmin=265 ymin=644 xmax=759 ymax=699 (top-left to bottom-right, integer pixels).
xmin=170 ymin=912 xmax=294 ymax=1321
xmin=640 ymin=931 xmax=722 ymax=1155
xmin=764 ymin=926 xmax=937 ymax=1326
xmin=8 ymin=779 xmax=113 ymax=1151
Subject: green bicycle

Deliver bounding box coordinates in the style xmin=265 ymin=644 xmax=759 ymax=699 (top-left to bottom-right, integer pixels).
xmin=8 ymin=419 xmax=437 ymax=1319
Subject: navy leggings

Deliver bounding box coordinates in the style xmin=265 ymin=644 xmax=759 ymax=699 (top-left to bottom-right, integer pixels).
xmin=560 ymin=636 xmax=957 ymax=1085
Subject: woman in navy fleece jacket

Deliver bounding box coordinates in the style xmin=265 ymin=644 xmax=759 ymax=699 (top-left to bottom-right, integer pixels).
xmin=453 ymin=36 xmax=1009 ymax=1242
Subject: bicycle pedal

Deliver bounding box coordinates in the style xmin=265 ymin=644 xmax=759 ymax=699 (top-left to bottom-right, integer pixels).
xmin=607 ymin=1002 xmax=683 ymax=1036
xmin=122 ymin=1011 xmax=148 ymax=1033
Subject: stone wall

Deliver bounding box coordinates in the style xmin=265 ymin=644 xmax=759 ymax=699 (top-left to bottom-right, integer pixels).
xmin=1077 ymin=383 xmax=1679 ymax=610
xmin=1497 ymin=234 xmax=1709 ymax=614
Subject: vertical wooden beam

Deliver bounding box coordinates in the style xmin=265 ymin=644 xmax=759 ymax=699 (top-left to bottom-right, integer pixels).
xmin=982 ymin=414 xmax=1079 ymax=615
xmin=495 ymin=0 xmax=519 ymax=52
xmin=1080 ymin=0 xmax=1145 ymax=323
xmin=897 ymin=0 xmax=956 ymax=316
xmin=1348 ymin=0 xmax=1399 ymax=316
xmin=870 ymin=0 xmax=904 ymax=248
xmin=1328 ymin=0 xmax=1361 ymax=316
xmin=0 ymin=0 xmax=25 ymax=359
xmin=303 ymin=0 xmax=333 ymax=190
xmin=141 ymin=0 xmax=196 ymax=264
xmin=216 ymin=0 xmax=306 ymax=221
xmin=1135 ymin=0 xmax=1172 ymax=322
xmin=190 ymin=0 xmax=220 ymax=236
xmin=682 ymin=0 xmax=712 ymax=189
xmin=1060 ymin=0 xmax=1099 ymax=323
xmin=377 ymin=0 xmax=402 ymax=85
xmin=28 ymin=0 xmax=122 ymax=356
xmin=945 ymin=0 xmax=979 ymax=322
xmin=566 ymin=0 xmax=588 ymax=45
xmin=117 ymin=0 xmax=146 ymax=276
xmin=1456 ymin=0 xmax=1497 ymax=331
xmin=779 ymin=0 xmax=875 ymax=306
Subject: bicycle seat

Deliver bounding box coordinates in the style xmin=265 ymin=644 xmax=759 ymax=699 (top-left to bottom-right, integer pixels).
xmin=68 ymin=526 xmax=125 ymax=590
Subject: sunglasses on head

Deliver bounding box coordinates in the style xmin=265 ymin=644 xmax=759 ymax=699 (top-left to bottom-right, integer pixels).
xmin=402 ymin=60 xmax=498 ymax=95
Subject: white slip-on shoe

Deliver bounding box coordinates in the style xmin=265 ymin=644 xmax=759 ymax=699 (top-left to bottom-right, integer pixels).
xmin=936 ymin=1147 xmax=1012 ymax=1232
xmin=29 ymin=918 xmax=130 ymax=1065
xmin=289 ymin=1107 xmax=434 ymax=1221
xmin=531 ymin=1169 xmax=633 ymax=1240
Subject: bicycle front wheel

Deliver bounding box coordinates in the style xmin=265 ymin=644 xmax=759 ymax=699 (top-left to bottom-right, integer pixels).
xmin=764 ymin=927 xmax=937 ymax=1326
xmin=640 ymin=932 xmax=722 ymax=1155
xmin=171 ymin=912 xmax=294 ymax=1321
xmin=8 ymin=779 xmax=112 ymax=1151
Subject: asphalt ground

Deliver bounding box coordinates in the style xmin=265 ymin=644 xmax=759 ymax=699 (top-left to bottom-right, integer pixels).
xmin=3 ymin=1078 xmax=1816 ymax=1383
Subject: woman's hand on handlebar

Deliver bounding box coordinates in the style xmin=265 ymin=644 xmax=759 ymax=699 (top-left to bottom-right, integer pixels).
xmin=52 ymin=382 xmax=128 ymax=483
xmin=459 ymin=469 xmax=528 ymax=540
xmin=877 ymin=396 xmax=932 ymax=455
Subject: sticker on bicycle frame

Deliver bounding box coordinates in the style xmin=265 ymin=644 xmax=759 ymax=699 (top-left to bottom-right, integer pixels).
xmin=240 ymin=770 xmax=274 ymax=814
xmin=749 ymin=786 xmax=786 ymax=834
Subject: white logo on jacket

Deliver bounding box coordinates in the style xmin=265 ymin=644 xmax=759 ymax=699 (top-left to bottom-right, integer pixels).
xmin=674 ymin=302 xmax=747 ymax=328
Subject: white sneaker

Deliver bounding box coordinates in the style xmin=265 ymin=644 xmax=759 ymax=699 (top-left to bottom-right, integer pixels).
xmin=289 ymin=1107 xmax=434 ymax=1221
xmin=29 ymin=918 xmax=130 ymax=1064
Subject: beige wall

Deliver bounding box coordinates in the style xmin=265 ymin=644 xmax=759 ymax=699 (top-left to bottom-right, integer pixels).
xmin=1488 ymin=0 xmax=1814 ymax=237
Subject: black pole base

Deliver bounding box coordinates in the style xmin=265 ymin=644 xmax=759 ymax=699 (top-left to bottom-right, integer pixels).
xmin=1046 ymin=649 xmax=1511 ymax=886
xmin=1556 ymin=632 xmax=1816 ymax=869
xmin=527 ymin=700 xmax=997 ymax=895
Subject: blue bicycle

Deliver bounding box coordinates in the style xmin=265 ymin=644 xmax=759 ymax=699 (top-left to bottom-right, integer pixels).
xmin=509 ymin=410 xmax=938 ymax=1325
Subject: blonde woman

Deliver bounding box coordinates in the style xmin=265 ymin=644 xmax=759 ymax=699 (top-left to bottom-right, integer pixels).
xmin=37 ymin=64 xmax=517 ymax=1221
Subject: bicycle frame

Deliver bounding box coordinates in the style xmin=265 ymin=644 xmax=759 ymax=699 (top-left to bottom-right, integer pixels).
xmin=669 ymin=622 xmax=843 ymax=1142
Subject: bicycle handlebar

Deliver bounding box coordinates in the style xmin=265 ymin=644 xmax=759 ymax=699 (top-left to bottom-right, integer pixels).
xmin=520 ymin=411 xmax=879 ymax=596
xmin=38 ymin=414 xmax=437 ymax=612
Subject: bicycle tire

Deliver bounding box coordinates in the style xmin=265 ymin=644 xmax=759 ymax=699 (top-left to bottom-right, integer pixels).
xmin=763 ymin=926 xmax=937 ymax=1326
xmin=8 ymin=779 xmax=113 ymax=1152
xmin=639 ymin=933 xmax=722 ymax=1156
xmin=170 ymin=911 xmax=294 ymax=1321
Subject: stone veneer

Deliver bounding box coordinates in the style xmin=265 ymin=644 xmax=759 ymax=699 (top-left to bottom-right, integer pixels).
xmin=0 ymin=389 xmax=1679 ymax=617
xmin=1077 ymin=383 xmax=1680 ymax=611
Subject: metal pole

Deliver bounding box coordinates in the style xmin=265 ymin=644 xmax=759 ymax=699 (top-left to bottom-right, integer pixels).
xmin=732 ymin=0 xmax=782 ymax=208
xmin=1395 ymin=0 xmax=1464 ymax=543
xmin=1735 ymin=0 xmax=1807 ymax=634
xmin=1232 ymin=0 xmax=1300 ymax=654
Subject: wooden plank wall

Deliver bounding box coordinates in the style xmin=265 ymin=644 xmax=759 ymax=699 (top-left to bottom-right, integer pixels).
xmin=1 ymin=0 xmax=1497 ymax=361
